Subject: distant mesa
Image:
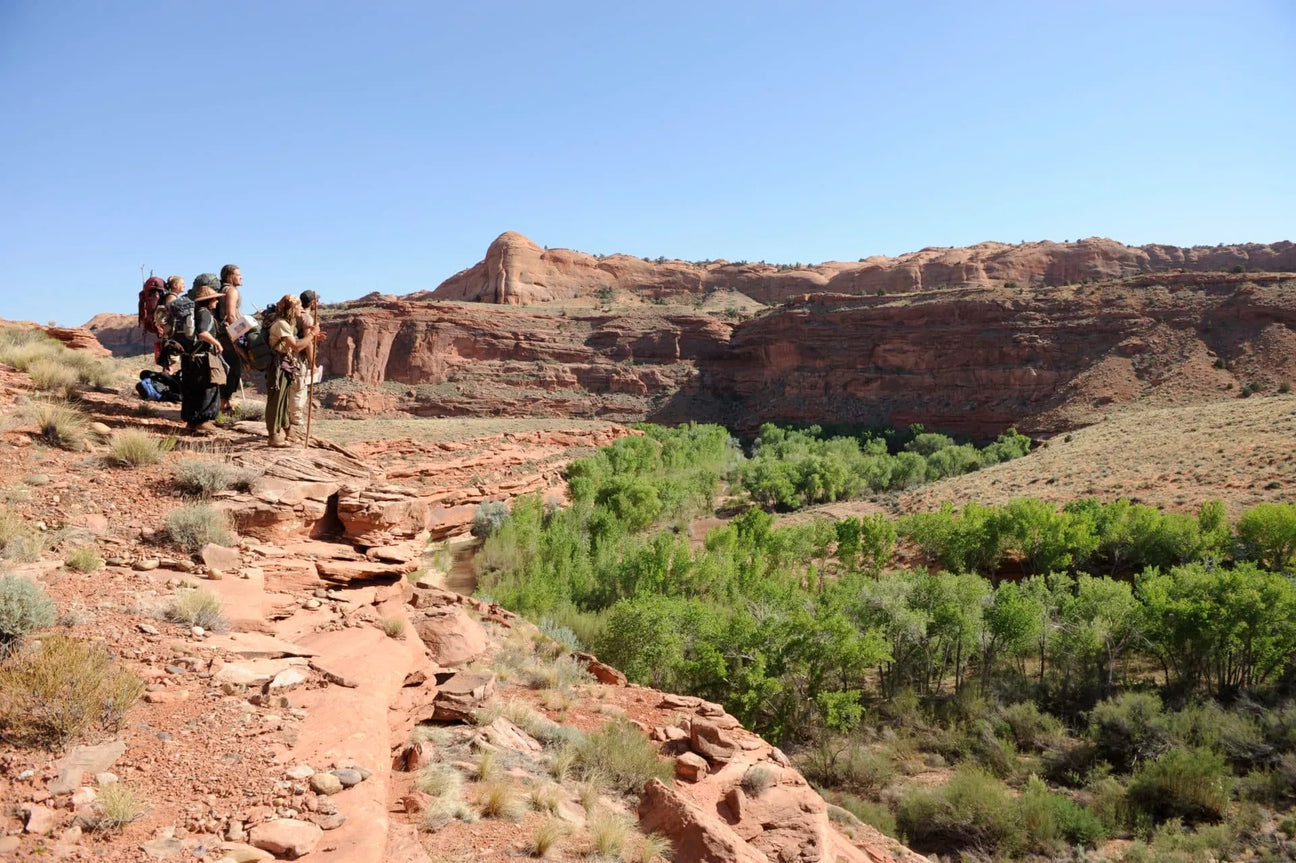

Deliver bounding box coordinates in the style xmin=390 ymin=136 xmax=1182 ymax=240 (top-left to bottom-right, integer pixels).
xmin=427 ymin=231 xmax=1296 ymax=305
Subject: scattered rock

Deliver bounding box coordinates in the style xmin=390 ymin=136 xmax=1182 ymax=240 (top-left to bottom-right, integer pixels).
xmin=48 ymin=740 xmax=126 ymax=794
xmin=215 ymin=842 xmax=274 ymax=862
xmin=138 ymin=623 xmax=160 ymax=636
xmin=285 ymin=764 xmax=315 ymax=781
xmin=309 ymin=772 xmax=343 ymax=796
xmin=575 ymin=651 xmax=628 ymax=685
xmin=690 ymin=719 xmax=737 ymax=764
xmin=675 ymin=751 xmax=709 ymax=782
xmin=0 ymin=836 xmax=19 ymax=853
xmin=25 ymin=474 xmax=51 ymax=486
xmin=428 ymin=671 xmax=496 ymax=722
xmin=331 ymin=768 xmax=363 ymax=788
xmin=315 ymin=812 xmax=347 ymax=831
xmin=134 ymin=558 xmax=161 ymax=571
xmin=637 ymin=779 xmax=764 ymax=863
xmin=22 ymin=803 xmax=55 ymax=835
xmin=268 ymin=667 xmax=309 ymax=691
xmin=414 ymin=606 xmax=487 ymax=666
xmin=248 ymin=818 xmax=323 ymax=859
xmin=141 ymin=836 xmax=186 ymax=859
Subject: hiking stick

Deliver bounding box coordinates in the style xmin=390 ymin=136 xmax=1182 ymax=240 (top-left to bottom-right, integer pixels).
xmin=304 ymin=340 xmax=315 ymax=450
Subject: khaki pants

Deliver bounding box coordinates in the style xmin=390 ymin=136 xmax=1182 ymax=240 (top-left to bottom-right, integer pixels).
xmin=288 ymin=367 xmax=309 ymax=428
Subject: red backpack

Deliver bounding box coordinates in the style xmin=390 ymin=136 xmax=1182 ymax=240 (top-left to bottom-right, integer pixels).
xmin=138 ymin=276 xmax=168 ymax=337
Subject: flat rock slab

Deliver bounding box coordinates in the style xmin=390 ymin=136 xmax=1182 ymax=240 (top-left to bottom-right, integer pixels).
xmin=249 ymin=818 xmax=323 ymax=859
xmin=49 ymin=739 xmax=126 ymax=794
xmin=215 ymin=658 xmax=309 ymax=688
xmin=203 ymin=632 xmax=319 ymax=659
xmin=316 ymin=558 xmax=417 ymax=583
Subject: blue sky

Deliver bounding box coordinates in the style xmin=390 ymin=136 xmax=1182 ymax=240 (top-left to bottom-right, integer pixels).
xmin=1 ymin=1 xmax=1293 ymax=326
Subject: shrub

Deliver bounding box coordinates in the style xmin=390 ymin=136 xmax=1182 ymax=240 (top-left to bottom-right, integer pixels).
xmin=529 ymin=782 xmax=564 ymax=814
xmin=0 ymin=634 xmax=143 ymax=747
xmin=379 ymin=617 xmax=405 ymax=639
xmin=1235 ymin=502 xmax=1296 ymax=572
xmin=1089 ymin=692 xmax=1172 ymax=772
xmin=998 ymin=701 xmax=1064 ymax=752
xmin=573 ymin=717 xmax=673 ymax=796
xmin=64 ymin=545 xmax=103 ymax=573
xmin=471 ymin=500 xmax=510 ymax=539
xmin=31 ymin=400 xmax=89 ymax=451
xmin=108 ymin=430 xmax=174 ymax=467
xmin=1126 ymin=748 xmax=1232 ymax=825
xmin=0 ymin=575 xmax=56 ymax=649
xmin=530 ymin=816 xmax=570 ymax=857
xmin=1017 ymin=775 xmax=1104 ymax=851
xmin=163 ymin=504 xmax=234 ymax=552
xmin=799 ymin=740 xmax=896 ymax=796
xmin=828 ymin=792 xmax=898 ymax=838
xmin=741 ymin=765 xmax=776 ymax=796
xmin=0 ymin=510 xmax=43 ymax=562
xmin=171 ymin=459 xmax=260 ymax=497
xmin=93 ymin=781 xmax=143 ymax=832
xmin=163 ymin=586 xmax=227 ymax=631
xmin=895 ymin=766 xmax=1023 ymax=856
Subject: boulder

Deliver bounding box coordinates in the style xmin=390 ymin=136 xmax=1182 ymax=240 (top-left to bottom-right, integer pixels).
xmin=690 ymin=719 xmax=737 ymax=764
xmin=675 ymin=751 xmax=708 ymax=782
xmin=429 ymin=671 xmax=495 ymax=722
xmin=414 ymin=606 xmax=486 ymax=666
xmin=575 ymin=651 xmax=627 ymax=686
xmin=200 ymin=543 xmax=241 ymax=573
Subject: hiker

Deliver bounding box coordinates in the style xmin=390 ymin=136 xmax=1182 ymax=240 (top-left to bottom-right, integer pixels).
xmin=289 ymin=290 xmax=325 ymax=432
xmin=154 ymin=276 xmax=187 ymax=370
xmin=180 ymin=286 xmax=225 ymax=434
xmin=165 ymin=275 xmax=186 ymax=304
xmin=217 ymin=264 xmax=244 ymax=412
xmin=265 ymin=293 xmax=319 ymax=448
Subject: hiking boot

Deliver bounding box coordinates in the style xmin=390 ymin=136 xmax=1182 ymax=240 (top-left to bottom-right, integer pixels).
xmin=267 ymin=433 xmax=290 ymax=449
xmin=193 ymin=422 xmax=216 ymax=435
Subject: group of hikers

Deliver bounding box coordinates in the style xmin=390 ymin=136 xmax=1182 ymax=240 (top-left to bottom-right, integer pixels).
xmin=138 ymin=265 xmax=325 ymax=448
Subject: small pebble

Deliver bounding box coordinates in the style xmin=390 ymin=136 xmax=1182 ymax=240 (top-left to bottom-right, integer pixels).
xmin=191 ymin=626 xmax=205 ymax=637
xmin=304 ymin=599 xmax=321 ymax=609
xmin=137 ymin=623 xmax=160 ymax=636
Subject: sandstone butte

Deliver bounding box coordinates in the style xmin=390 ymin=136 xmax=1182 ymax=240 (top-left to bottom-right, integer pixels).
xmin=87 ymin=232 xmax=1296 ymax=439
xmin=0 ymin=349 xmax=925 ymax=863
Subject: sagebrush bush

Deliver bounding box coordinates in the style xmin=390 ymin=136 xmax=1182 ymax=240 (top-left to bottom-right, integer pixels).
xmin=827 ymin=793 xmax=898 ymax=838
xmin=471 ymin=500 xmax=510 ymax=538
xmin=171 ymin=459 xmax=260 ymax=497
xmin=31 ymin=400 xmax=90 ymax=451
xmin=741 ymin=765 xmax=776 ymax=795
xmin=64 ymin=545 xmax=103 ymax=573
xmin=573 ymin=717 xmax=672 ymax=796
xmin=1089 ymin=691 xmax=1172 ymax=773
xmin=0 ymin=634 xmax=143 ymax=747
xmin=108 ymin=430 xmax=174 ymax=467
xmin=164 ymin=504 xmax=234 ymax=552
xmin=998 ymin=701 xmax=1065 ymax=752
xmin=0 ymin=575 xmax=56 ymax=648
xmin=799 ymin=740 xmax=896 ymax=797
xmin=163 ymin=586 xmax=227 ymax=631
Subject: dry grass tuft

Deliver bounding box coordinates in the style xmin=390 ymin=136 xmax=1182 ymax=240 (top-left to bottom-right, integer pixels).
xmin=0 ymin=509 xmax=44 ymax=563
xmin=588 ymin=811 xmax=632 ymax=858
xmin=476 ymin=780 xmax=526 ymax=821
xmin=30 ymin=400 xmax=90 ymax=451
xmin=380 ymin=617 xmax=406 ymax=639
xmin=27 ymin=358 xmax=80 ymax=396
xmin=171 ymin=459 xmax=261 ymax=497
xmin=92 ymin=781 xmax=144 ymax=832
xmin=108 ymin=430 xmax=175 ymax=467
xmin=530 ymin=817 xmax=571 ymax=857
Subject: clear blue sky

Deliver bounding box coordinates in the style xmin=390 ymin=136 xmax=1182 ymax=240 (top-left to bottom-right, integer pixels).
xmin=2 ymin=1 xmax=1293 ymax=326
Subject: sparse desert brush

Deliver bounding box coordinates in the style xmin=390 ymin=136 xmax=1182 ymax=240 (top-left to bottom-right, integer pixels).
xmin=163 ymin=586 xmax=227 ymax=631
xmin=474 ymin=749 xmax=501 ymax=782
xmin=64 ymin=545 xmax=103 ymax=573
xmin=163 ymin=503 xmax=234 ymax=552
xmin=26 ymin=357 xmax=80 ymax=396
xmin=379 ymin=617 xmax=406 ymax=638
xmin=108 ymin=429 xmax=175 ymax=467
xmin=0 ymin=509 xmax=44 ymax=562
xmin=574 ymin=716 xmax=673 ymax=795
xmin=741 ymin=765 xmax=777 ymax=796
xmin=69 ymin=355 xmax=118 ymax=390
xmin=92 ymin=780 xmax=143 ymax=832
xmin=529 ymin=782 xmax=563 ymax=814
xmin=419 ymin=790 xmax=474 ymax=832
xmin=530 ymin=817 xmax=571 ymax=857
xmin=0 ymin=634 xmax=143 ymax=747
xmin=548 ymin=745 xmax=578 ymax=784
xmin=477 ymin=780 xmax=525 ymax=821
xmin=30 ymin=400 xmax=90 ymax=451
xmin=0 ymin=326 xmax=58 ymax=366
xmin=525 ymin=653 xmax=593 ymax=691
xmin=171 ymin=459 xmax=260 ymax=497
xmin=0 ymin=574 xmax=56 ymax=649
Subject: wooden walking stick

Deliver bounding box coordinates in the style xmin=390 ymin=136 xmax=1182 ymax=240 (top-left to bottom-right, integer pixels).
xmin=304 ymin=339 xmax=315 ymax=450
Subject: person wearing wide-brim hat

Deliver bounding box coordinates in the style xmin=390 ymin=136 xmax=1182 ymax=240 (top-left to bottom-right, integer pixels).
xmin=179 ymin=286 xmax=225 ymax=434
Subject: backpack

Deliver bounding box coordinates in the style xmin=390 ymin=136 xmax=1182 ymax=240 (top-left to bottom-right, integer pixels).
xmin=137 ymin=276 xmax=167 ymax=336
xmin=232 ymin=303 xmax=280 ymax=372
xmin=187 ymin=272 xmax=221 ymax=300
xmin=165 ymin=296 xmax=197 ymax=342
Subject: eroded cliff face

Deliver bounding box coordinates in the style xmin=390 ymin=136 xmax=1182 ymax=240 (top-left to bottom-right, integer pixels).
xmin=316 ymin=272 xmax=1296 ymax=439
xmin=664 ymin=272 xmax=1296 ymax=438
xmin=432 ymin=231 xmax=1296 ymax=306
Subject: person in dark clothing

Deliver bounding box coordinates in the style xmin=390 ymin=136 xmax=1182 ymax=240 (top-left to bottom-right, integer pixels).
xmin=180 ymin=286 xmax=225 ymax=434
xmin=217 ymin=263 xmax=244 ymax=411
